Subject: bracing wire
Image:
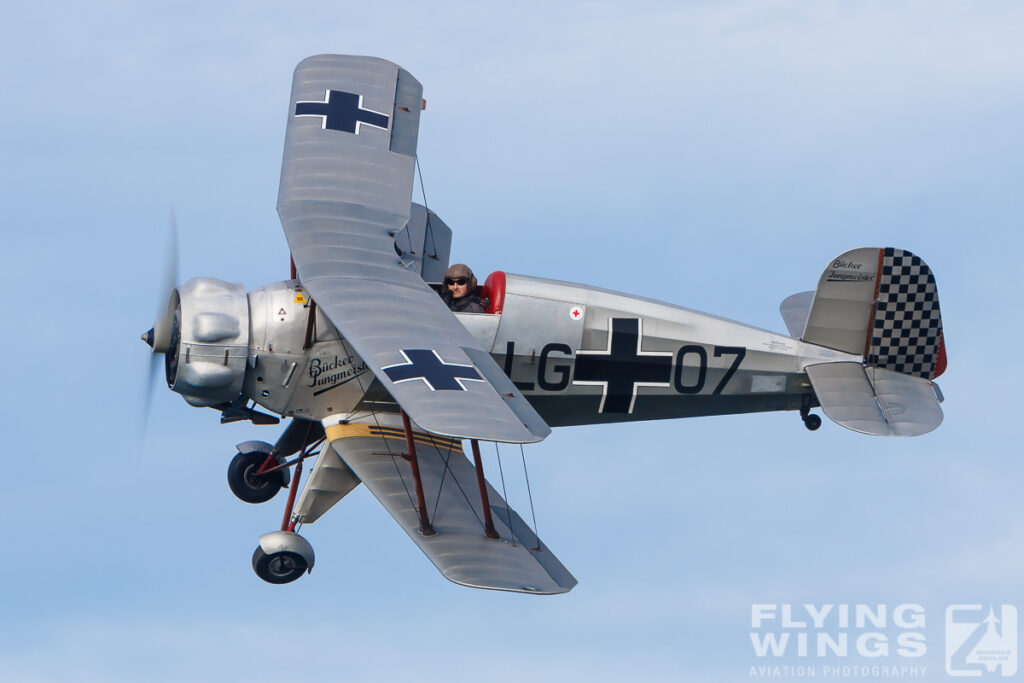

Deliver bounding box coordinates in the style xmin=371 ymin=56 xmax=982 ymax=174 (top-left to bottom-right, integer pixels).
xmin=414 ymin=155 xmax=439 ymax=259
xmin=520 ymin=444 xmax=540 ymax=551
xmin=428 ymin=436 xmax=453 ymax=521
xmin=415 ymin=155 xmax=429 ymax=212
xmin=425 ymin=434 xmax=485 ymax=529
xmin=341 ymin=339 xmax=417 ymax=511
xmin=494 ymin=442 xmax=517 ymax=547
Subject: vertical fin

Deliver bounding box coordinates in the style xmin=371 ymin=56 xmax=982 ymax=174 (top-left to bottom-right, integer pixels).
xmin=865 ymin=248 xmax=945 ymax=380
xmin=802 ymin=247 xmax=946 ymax=380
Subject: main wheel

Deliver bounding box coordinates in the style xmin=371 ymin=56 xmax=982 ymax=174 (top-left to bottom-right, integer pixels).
xmin=228 ymin=451 xmax=286 ymax=503
xmin=803 ymin=414 xmax=822 ymax=431
xmin=252 ymin=546 xmax=308 ymax=584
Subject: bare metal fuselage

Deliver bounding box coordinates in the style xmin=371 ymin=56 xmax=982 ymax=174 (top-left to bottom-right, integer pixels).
xmin=235 ymin=272 xmax=856 ymax=430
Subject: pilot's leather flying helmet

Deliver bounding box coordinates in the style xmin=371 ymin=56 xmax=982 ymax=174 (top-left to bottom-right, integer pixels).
xmin=444 ymin=263 xmax=477 ymax=291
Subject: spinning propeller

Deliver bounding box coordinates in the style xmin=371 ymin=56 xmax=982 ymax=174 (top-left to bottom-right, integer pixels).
xmin=141 ymin=211 xmax=180 ymax=428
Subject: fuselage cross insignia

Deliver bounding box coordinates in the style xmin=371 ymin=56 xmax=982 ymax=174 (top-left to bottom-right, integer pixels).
xmin=294 ymin=90 xmax=390 ymax=134
xmin=381 ymin=349 xmax=484 ymax=391
xmin=572 ymin=318 xmax=673 ymax=413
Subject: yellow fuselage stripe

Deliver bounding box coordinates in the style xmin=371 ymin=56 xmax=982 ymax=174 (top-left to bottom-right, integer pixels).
xmin=324 ymin=423 xmax=462 ymax=452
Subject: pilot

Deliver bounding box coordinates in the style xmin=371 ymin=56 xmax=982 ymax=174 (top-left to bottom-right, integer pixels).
xmin=442 ymin=263 xmax=485 ymax=313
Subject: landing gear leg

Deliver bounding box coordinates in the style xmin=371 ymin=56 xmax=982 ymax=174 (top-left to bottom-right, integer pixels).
xmin=251 ymin=436 xmax=320 ymax=585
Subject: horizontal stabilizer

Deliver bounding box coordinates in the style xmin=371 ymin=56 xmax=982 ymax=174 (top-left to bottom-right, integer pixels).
xmin=805 ymin=362 xmax=943 ymax=437
xmin=323 ymin=417 xmax=576 ymax=594
xmin=780 ymin=291 xmax=814 ymax=338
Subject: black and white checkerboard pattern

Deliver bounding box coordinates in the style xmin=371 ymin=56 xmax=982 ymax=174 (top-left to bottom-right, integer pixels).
xmin=867 ymin=248 xmax=943 ymax=379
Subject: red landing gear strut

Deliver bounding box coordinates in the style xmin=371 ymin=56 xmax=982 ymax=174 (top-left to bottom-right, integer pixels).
xmin=281 ymin=457 xmax=303 ymax=532
xmin=251 ymin=432 xmax=322 ymax=530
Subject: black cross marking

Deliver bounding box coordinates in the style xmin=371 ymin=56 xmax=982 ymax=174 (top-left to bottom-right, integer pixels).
xmin=294 ymin=90 xmax=389 ymax=134
xmin=381 ymin=349 xmax=484 ymax=391
xmin=572 ymin=318 xmax=672 ymax=413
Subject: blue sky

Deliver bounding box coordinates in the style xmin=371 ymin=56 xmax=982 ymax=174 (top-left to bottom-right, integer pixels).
xmin=2 ymin=2 xmax=1023 ymax=681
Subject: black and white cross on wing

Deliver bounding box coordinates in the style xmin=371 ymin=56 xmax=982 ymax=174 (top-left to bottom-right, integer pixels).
xmin=294 ymin=89 xmax=390 ymax=134
xmin=381 ymin=349 xmax=485 ymax=392
xmin=572 ymin=318 xmax=673 ymax=414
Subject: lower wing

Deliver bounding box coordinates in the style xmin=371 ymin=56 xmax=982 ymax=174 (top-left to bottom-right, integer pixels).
xmin=319 ymin=414 xmax=576 ymax=594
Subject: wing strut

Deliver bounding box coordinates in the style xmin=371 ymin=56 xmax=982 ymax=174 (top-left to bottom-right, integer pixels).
xmin=470 ymin=439 xmax=500 ymax=540
xmin=400 ymin=411 xmax=437 ymax=536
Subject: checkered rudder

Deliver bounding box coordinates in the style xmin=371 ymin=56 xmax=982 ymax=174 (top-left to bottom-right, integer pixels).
xmin=866 ymin=248 xmax=944 ymax=379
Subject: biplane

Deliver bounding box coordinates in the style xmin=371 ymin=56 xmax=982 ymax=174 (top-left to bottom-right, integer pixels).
xmin=142 ymin=55 xmax=946 ymax=593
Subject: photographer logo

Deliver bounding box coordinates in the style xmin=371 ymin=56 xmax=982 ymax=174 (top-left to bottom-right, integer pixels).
xmin=945 ymin=604 xmax=1017 ymax=677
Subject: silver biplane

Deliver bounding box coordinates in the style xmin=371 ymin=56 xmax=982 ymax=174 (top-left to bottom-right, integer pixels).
xmin=142 ymin=55 xmax=947 ymax=594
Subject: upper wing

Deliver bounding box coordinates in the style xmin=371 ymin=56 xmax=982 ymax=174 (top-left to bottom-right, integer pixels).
xmin=322 ymin=416 xmax=576 ymax=594
xmin=277 ymin=55 xmax=548 ymax=443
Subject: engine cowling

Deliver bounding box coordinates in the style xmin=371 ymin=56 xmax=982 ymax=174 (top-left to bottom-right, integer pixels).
xmin=165 ymin=278 xmax=250 ymax=407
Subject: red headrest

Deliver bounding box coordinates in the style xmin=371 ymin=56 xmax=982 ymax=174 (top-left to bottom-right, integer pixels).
xmin=480 ymin=271 xmax=506 ymax=314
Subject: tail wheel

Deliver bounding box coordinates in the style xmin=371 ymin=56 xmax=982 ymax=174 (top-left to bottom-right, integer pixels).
xmin=228 ymin=451 xmax=286 ymax=503
xmin=803 ymin=414 xmax=822 ymax=431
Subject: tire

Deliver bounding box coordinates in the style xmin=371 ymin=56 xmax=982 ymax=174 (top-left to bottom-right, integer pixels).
xmin=804 ymin=414 xmax=822 ymax=431
xmin=228 ymin=451 xmax=285 ymax=504
xmin=252 ymin=547 xmax=308 ymax=584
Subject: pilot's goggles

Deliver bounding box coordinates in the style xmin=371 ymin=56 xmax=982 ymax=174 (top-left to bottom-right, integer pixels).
xmin=445 ymin=277 xmax=468 ymax=286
